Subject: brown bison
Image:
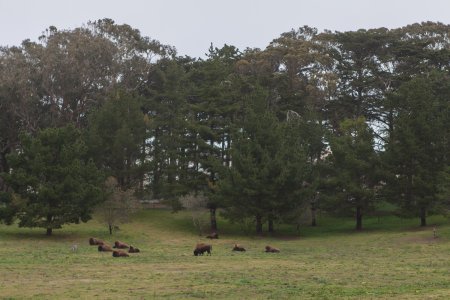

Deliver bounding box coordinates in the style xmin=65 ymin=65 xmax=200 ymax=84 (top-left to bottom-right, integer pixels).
xmin=128 ymin=245 xmax=140 ymax=253
xmin=89 ymin=237 xmax=105 ymax=246
xmin=232 ymin=244 xmax=246 ymax=252
xmin=265 ymin=245 xmax=280 ymax=253
xmin=194 ymin=243 xmax=212 ymax=256
xmin=113 ymin=241 xmax=130 ymax=249
xmin=98 ymin=244 xmax=113 ymax=252
xmin=112 ymin=250 xmax=129 ymax=257
xmin=206 ymin=232 xmax=219 ymax=239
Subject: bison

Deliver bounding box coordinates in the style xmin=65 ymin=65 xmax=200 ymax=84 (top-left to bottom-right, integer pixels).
xmin=232 ymin=244 xmax=246 ymax=252
xmin=89 ymin=237 xmax=105 ymax=246
xmin=206 ymin=232 xmax=219 ymax=239
xmin=112 ymin=250 xmax=129 ymax=257
xmin=193 ymin=243 xmax=212 ymax=256
xmin=128 ymin=245 xmax=140 ymax=253
xmin=113 ymin=241 xmax=130 ymax=249
xmin=265 ymin=245 xmax=280 ymax=253
xmin=98 ymin=244 xmax=113 ymax=252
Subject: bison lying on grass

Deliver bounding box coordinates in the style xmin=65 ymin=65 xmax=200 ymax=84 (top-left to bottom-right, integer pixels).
xmin=113 ymin=241 xmax=130 ymax=249
xmin=89 ymin=237 xmax=105 ymax=246
xmin=232 ymin=244 xmax=246 ymax=252
xmin=112 ymin=250 xmax=129 ymax=257
xmin=194 ymin=243 xmax=212 ymax=256
xmin=98 ymin=244 xmax=113 ymax=252
xmin=265 ymin=245 xmax=280 ymax=253
xmin=128 ymin=245 xmax=140 ymax=253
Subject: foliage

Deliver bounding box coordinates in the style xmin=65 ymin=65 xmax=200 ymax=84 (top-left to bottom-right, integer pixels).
xmin=1 ymin=20 xmax=450 ymax=234
xmin=382 ymin=73 xmax=450 ymax=226
xmin=324 ymin=117 xmax=380 ymax=230
xmin=86 ymin=90 xmax=148 ymax=190
xmin=217 ymin=96 xmax=310 ymax=233
xmin=1 ymin=125 xmax=104 ymax=235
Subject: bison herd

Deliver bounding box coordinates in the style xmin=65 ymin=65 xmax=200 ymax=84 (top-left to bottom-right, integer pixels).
xmin=89 ymin=237 xmax=140 ymax=258
xmin=88 ymin=234 xmax=280 ymax=258
xmin=192 ymin=232 xmax=280 ymax=256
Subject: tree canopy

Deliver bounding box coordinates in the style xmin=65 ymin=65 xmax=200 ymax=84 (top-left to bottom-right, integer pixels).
xmin=0 ymin=20 xmax=449 ymax=234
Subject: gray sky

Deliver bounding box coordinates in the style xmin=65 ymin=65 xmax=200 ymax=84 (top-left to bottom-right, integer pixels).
xmin=1 ymin=0 xmax=449 ymax=58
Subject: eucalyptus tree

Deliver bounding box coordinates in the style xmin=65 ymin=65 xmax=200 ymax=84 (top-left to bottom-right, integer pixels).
xmin=263 ymin=26 xmax=330 ymax=119
xmin=0 ymin=19 xmax=171 ymax=131
xmin=382 ymin=22 xmax=450 ymax=141
xmin=34 ymin=19 xmax=172 ymax=128
xmin=317 ymin=28 xmax=395 ymax=133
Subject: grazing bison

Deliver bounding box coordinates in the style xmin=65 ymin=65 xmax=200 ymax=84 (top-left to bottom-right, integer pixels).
xmin=193 ymin=243 xmax=212 ymax=256
xmin=232 ymin=244 xmax=246 ymax=252
xmin=206 ymin=232 xmax=219 ymax=239
xmin=113 ymin=241 xmax=130 ymax=249
xmin=89 ymin=237 xmax=105 ymax=246
xmin=128 ymin=245 xmax=140 ymax=253
xmin=98 ymin=244 xmax=113 ymax=252
xmin=112 ymin=250 xmax=129 ymax=257
xmin=265 ymin=245 xmax=280 ymax=253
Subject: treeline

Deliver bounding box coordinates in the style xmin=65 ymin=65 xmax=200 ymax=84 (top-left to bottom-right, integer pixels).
xmin=0 ymin=19 xmax=449 ymax=235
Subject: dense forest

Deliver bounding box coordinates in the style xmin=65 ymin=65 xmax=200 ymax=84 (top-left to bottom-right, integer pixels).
xmin=0 ymin=19 xmax=449 ymax=235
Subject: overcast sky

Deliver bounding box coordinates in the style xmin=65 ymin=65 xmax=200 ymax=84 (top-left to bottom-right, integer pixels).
xmin=1 ymin=0 xmax=449 ymax=58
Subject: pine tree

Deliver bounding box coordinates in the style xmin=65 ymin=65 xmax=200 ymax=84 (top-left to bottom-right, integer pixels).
xmin=1 ymin=125 xmax=104 ymax=235
xmin=383 ymin=73 xmax=450 ymax=226
xmin=325 ymin=117 xmax=380 ymax=230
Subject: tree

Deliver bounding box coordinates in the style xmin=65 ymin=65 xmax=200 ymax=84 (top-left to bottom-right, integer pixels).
xmin=86 ymin=90 xmax=148 ymax=190
xmin=325 ymin=117 xmax=380 ymax=230
xmin=1 ymin=125 xmax=104 ymax=235
xmin=217 ymin=96 xmax=309 ymax=234
xmin=95 ymin=177 xmax=140 ymax=235
xmin=383 ymin=73 xmax=450 ymax=226
xmin=186 ymin=44 xmax=244 ymax=230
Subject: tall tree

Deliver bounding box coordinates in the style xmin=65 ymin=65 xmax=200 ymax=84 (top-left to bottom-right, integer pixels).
xmin=217 ymin=95 xmax=308 ymax=234
xmin=187 ymin=44 xmax=244 ymax=230
xmin=382 ymin=73 xmax=450 ymax=226
xmin=86 ymin=90 xmax=148 ymax=190
xmin=143 ymin=57 xmax=193 ymax=205
xmin=1 ymin=125 xmax=104 ymax=235
xmin=325 ymin=117 xmax=380 ymax=230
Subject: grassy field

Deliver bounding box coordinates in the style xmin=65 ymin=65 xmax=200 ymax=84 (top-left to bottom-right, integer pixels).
xmin=1 ymin=209 xmax=450 ymax=299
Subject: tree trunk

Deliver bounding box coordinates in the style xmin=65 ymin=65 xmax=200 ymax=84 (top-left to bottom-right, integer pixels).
xmin=46 ymin=214 xmax=53 ymax=236
xmin=311 ymin=206 xmax=317 ymax=227
xmin=210 ymin=207 xmax=217 ymax=231
xmin=256 ymin=214 xmax=263 ymax=234
xmin=0 ymin=149 xmax=10 ymax=191
xmin=268 ymin=215 xmax=274 ymax=233
xmin=109 ymin=224 xmax=113 ymax=235
xmin=420 ymin=207 xmax=427 ymax=227
xmin=356 ymin=206 xmax=362 ymax=230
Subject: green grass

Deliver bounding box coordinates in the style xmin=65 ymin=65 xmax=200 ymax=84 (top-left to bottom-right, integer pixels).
xmin=1 ymin=210 xmax=450 ymax=299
